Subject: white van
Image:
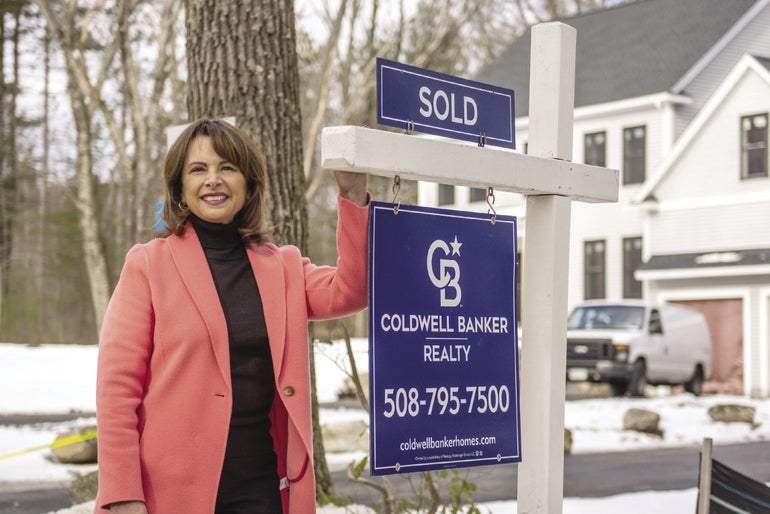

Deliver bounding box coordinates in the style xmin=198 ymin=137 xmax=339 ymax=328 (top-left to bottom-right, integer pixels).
xmin=566 ymin=300 xmax=712 ymax=396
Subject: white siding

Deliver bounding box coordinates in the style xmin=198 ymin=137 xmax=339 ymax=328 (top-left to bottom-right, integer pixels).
xmin=657 ymin=71 xmax=770 ymax=201
xmin=648 ymin=67 xmax=770 ymax=255
xmin=567 ymin=105 xmax=665 ymax=307
xmin=649 ymin=201 xmax=770 ymax=254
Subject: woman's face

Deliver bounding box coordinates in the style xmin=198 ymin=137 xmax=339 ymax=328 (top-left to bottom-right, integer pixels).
xmin=182 ymin=136 xmax=247 ymax=224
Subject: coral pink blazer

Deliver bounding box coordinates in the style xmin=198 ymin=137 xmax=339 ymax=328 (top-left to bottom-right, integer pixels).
xmin=95 ymin=197 xmax=368 ymax=514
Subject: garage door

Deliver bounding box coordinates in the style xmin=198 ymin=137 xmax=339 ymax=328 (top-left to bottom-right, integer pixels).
xmin=671 ymin=299 xmax=743 ymax=395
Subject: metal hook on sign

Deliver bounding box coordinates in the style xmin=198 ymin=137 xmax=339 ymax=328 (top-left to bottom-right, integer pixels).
xmin=392 ymin=175 xmax=401 ymax=214
xmin=478 ymin=132 xmax=487 ymax=147
xmin=405 ymin=120 xmax=415 ymax=135
xmin=486 ymin=186 xmax=497 ymax=224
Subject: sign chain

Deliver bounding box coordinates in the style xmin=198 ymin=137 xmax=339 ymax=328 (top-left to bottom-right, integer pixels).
xmin=486 ymin=187 xmax=497 ymax=224
xmin=392 ymin=175 xmax=402 ymax=214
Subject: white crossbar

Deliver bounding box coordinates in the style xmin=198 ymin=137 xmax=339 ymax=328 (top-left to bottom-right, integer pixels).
xmin=321 ymin=125 xmax=618 ymax=203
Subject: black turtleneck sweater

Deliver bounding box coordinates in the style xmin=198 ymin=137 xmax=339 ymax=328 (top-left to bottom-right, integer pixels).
xmin=189 ymin=215 xmax=282 ymax=514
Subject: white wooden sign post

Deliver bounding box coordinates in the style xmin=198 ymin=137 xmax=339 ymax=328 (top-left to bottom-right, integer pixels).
xmin=322 ymin=22 xmax=618 ymax=514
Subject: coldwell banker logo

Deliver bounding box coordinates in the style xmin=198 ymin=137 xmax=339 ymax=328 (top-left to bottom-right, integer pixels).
xmin=426 ymin=236 xmax=462 ymax=307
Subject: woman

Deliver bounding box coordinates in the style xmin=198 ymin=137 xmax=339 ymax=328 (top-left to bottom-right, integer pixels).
xmin=95 ymin=118 xmax=369 ymax=514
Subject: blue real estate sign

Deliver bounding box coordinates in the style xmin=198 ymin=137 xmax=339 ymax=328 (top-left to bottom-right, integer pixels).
xmin=368 ymin=202 xmax=521 ymax=475
xmin=376 ymin=58 xmax=516 ymax=149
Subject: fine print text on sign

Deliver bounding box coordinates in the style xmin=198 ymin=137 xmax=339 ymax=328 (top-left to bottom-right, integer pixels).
xmin=376 ymin=58 xmax=516 ymax=149
xmin=368 ymin=202 xmax=521 ymax=475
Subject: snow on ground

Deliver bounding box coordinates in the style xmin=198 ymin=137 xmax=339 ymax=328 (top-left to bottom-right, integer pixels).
xmin=2 ymin=340 xmax=769 ymax=513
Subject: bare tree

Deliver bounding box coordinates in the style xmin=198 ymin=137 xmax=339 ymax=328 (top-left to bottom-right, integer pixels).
xmin=29 ymin=0 xmax=185 ymax=339
xmin=117 ymin=0 xmax=185 ymax=246
xmin=0 ymin=2 xmax=8 ymax=333
xmin=32 ymin=1 xmax=117 ymax=335
xmin=0 ymin=0 xmax=23 ymax=333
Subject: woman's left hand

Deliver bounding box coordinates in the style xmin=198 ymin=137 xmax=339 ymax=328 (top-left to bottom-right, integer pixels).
xmin=333 ymin=170 xmax=368 ymax=206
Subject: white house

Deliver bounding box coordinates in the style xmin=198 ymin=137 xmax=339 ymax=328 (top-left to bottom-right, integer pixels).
xmin=418 ymin=0 xmax=770 ymax=396
xmin=634 ymin=54 xmax=770 ymax=397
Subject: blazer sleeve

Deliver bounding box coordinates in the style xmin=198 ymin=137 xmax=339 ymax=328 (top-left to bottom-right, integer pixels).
xmin=95 ymin=244 xmax=155 ymax=507
xmin=303 ymin=194 xmax=369 ymax=320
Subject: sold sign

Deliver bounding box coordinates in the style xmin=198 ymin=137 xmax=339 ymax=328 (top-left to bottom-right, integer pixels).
xmin=376 ymin=58 xmax=516 ymax=149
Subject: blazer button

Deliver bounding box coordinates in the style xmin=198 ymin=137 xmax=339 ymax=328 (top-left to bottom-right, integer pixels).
xmin=283 ymin=386 xmax=295 ymax=396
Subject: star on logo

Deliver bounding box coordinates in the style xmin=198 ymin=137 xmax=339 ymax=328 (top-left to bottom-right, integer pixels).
xmin=449 ymin=235 xmax=462 ymax=256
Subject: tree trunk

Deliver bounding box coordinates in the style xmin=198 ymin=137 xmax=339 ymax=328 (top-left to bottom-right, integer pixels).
xmin=38 ymin=25 xmax=50 ymax=330
xmin=185 ymin=0 xmax=307 ymax=249
xmin=69 ymin=86 xmax=111 ymax=335
xmin=0 ymin=2 xmax=7 ymax=333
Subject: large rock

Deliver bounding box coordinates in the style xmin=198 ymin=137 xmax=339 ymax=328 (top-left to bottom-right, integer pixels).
xmin=623 ymin=408 xmax=663 ymax=437
xmin=708 ymin=404 xmax=756 ymax=424
xmin=51 ymin=425 xmax=97 ymax=464
xmin=70 ymin=470 xmax=98 ymax=504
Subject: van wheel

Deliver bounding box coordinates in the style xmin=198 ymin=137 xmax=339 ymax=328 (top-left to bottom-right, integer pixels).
xmin=685 ymin=367 xmax=704 ymax=396
xmin=627 ymin=360 xmax=647 ymax=397
xmin=610 ymin=381 xmax=628 ymax=396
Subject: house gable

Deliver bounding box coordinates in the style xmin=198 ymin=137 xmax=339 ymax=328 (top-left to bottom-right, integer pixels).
xmin=634 ymin=54 xmax=770 ymax=204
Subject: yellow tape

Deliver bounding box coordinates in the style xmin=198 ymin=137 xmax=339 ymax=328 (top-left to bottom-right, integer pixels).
xmin=0 ymin=430 xmax=97 ymax=461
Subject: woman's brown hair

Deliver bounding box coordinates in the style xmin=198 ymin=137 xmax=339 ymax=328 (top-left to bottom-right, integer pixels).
xmin=160 ymin=118 xmax=272 ymax=244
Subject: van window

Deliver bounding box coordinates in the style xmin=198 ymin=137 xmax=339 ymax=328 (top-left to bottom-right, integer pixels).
xmin=649 ymin=309 xmax=663 ymax=334
xmin=568 ymin=305 xmax=645 ymax=330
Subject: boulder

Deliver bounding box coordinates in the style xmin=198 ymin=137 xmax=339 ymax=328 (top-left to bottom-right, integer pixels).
xmin=51 ymin=425 xmax=97 ymax=464
xmin=708 ymin=404 xmax=756 ymax=425
xmin=623 ymin=407 xmax=663 ymax=437
xmin=70 ymin=470 xmax=98 ymax=504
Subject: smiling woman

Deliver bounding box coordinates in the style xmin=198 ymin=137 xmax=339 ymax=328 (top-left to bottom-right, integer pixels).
xmin=94 ymin=118 xmax=370 ymax=514
xmin=161 ymin=119 xmax=272 ymax=243
xmin=181 ymin=136 xmax=247 ymax=225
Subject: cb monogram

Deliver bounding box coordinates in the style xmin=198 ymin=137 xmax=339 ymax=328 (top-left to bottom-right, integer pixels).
xmin=426 ymin=238 xmax=461 ymax=307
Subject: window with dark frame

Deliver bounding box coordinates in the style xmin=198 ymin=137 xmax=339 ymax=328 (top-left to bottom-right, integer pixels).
xmin=584 ymin=131 xmax=606 ymax=167
xmin=438 ymin=184 xmax=455 ymax=206
xmin=623 ymin=125 xmax=646 ymax=185
xmin=623 ymin=237 xmax=643 ymax=299
xmin=741 ymin=113 xmax=768 ymax=179
xmin=584 ymin=240 xmax=606 ymax=300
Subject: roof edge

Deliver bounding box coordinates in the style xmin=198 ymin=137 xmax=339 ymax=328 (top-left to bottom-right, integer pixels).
xmin=672 ymin=0 xmax=769 ymax=93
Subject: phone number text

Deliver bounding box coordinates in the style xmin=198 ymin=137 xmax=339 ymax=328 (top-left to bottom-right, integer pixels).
xmin=382 ymin=385 xmax=511 ymax=418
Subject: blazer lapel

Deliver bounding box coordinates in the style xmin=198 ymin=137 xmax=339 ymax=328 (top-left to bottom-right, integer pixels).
xmin=167 ymin=226 xmax=232 ymax=385
xmin=247 ymin=244 xmax=287 ymax=380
